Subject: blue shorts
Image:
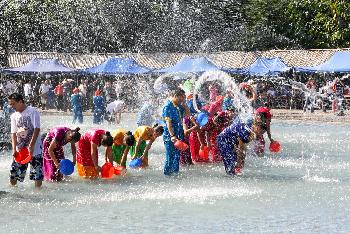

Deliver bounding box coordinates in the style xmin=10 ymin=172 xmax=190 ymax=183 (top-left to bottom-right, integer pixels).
xmin=10 ymin=154 xmax=43 ymax=182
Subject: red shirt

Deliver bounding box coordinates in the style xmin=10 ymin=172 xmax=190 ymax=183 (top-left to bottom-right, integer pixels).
xmin=76 ymin=129 xmax=105 ymax=166
xmin=54 ymin=84 xmax=64 ymax=96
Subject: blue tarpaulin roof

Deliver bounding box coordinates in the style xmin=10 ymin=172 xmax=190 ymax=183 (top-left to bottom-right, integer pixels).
xmin=3 ymin=58 xmax=74 ymax=73
xmin=242 ymin=57 xmax=290 ymax=76
xmin=82 ymin=57 xmax=151 ymax=75
xmin=155 ymin=57 xmax=221 ymax=73
xmin=295 ymin=51 xmax=350 ymax=73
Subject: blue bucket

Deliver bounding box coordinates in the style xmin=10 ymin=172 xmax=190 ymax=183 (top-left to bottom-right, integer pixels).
xmin=59 ymin=159 xmax=74 ymax=175
xmin=196 ymin=112 xmax=209 ymax=127
xmin=129 ymin=158 xmax=142 ymax=168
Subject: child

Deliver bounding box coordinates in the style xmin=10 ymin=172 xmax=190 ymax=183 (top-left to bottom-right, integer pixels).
xmin=130 ymin=125 xmax=164 ymax=168
xmin=76 ymin=129 xmax=113 ymax=178
xmin=42 ymin=127 xmax=81 ymax=181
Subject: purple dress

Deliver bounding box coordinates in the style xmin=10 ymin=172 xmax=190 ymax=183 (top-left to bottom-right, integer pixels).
xmin=42 ymin=127 xmax=71 ymax=181
xmin=180 ymin=116 xmax=194 ymax=165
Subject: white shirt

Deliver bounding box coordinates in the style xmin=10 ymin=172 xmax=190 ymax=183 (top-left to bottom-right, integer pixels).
xmin=24 ymin=83 xmax=32 ymax=97
xmin=10 ymin=106 xmax=42 ymax=156
xmin=39 ymin=84 xmax=51 ymax=94
xmin=114 ymin=83 xmax=122 ymax=98
xmin=79 ymin=84 xmax=87 ymax=96
xmin=106 ymin=100 xmax=124 ymax=113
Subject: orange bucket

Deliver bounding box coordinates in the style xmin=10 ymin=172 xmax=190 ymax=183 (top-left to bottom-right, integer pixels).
xmin=14 ymin=147 xmax=32 ymax=164
xmin=174 ymin=140 xmax=188 ymax=151
xmin=101 ymin=162 xmax=114 ymax=178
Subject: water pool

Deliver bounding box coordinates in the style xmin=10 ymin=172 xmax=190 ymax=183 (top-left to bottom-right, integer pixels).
xmin=0 ymin=115 xmax=349 ymax=233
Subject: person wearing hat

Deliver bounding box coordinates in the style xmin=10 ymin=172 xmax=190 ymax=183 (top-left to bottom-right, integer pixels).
xmin=93 ymin=90 xmax=105 ymax=124
xmin=71 ymin=87 xmax=83 ymax=124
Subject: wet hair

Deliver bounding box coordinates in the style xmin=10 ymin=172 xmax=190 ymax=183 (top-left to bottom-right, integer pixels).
xmin=153 ymin=124 xmax=164 ymax=135
xmin=8 ymin=93 xmax=24 ymax=103
xmin=125 ymin=131 xmax=135 ymax=146
xmin=172 ymin=88 xmax=186 ymax=98
xmin=71 ymin=127 xmax=81 ymax=143
xmin=101 ymin=131 xmax=113 ymax=147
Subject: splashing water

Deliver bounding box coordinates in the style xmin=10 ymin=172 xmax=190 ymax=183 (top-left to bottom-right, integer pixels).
xmin=193 ymin=70 xmax=254 ymax=122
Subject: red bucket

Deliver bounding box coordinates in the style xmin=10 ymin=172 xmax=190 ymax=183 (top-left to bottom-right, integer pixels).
xmin=174 ymin=140 xmax=188 ymax=151
xmin=114 ymin=166 xmax=126 ymax=176
xmin=269 ymin=141 xmax=281 ymax=153
xmin=14 ymin=147 xmax=32 ymax=164
xmin=199 ymin=146 xmax=209 ymax=161
xmin=101 ymin=162 xmax=114 ymax=178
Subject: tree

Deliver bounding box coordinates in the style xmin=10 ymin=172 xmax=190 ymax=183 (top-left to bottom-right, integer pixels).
xmin=287 ymin=0 xmax=350 ymax=48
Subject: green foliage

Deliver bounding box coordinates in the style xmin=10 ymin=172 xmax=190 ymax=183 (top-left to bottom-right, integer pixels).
xmin=0 ymin=0 xmax=350 ymax=57
xmin=286 ymin=0 xmax=350 ymax=48
xmin=244 ymin=0 xmax=350 ymax=49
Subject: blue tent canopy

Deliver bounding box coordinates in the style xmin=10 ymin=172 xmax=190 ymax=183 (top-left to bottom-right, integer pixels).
xmin=221 ymin=67 xmax=245 ymax=74
xmin=3 ymin=58 xmax=75 ymax=73
xmin=242 ymin=57 xmax=290 ymax=76
xmin=81 ymin=57 xmax=151 ymax=75
xmin=295 ymin=51 xmax=350 ymax=73
xmin=155 ymin=57 xmax=221 ymax=73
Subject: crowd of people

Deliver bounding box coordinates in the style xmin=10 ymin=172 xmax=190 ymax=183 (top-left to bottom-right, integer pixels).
xmin=2 ymin=71 xmax=350 ymax=188
xmin=7 ymin=75 xmax=279 ymax=188
xmin=0 ymin=73 xmax=348 ymax=125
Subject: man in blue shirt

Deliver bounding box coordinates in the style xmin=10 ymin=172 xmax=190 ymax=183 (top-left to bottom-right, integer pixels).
xmin=71 ymin=88 xmax=83 ymax=124
xmin=162 ymin=89 xmax=190 ymax=175
xmin=93 ymin=90 xmax=105 ymax=124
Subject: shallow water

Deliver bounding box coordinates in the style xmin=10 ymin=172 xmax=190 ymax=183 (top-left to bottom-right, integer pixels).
xmin=0 ymin=114 xmax=349 ymax=233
